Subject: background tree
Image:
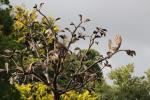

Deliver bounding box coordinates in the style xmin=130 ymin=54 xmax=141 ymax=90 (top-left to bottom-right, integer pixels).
xmin=0 ymin=0 xmax=13 ymax=35
xmin=107 ymin=64 xmax=150 ymax=100
xmin=0 ymin=0 xmax=17 ymax=67
xmin=0 ymin=1 xmax=22 ymax=99
xmin=0 ymin=4 xmax=135 ymax=100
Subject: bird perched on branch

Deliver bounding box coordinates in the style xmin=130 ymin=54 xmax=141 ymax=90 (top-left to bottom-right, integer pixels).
xmin=48 ymin=50 xmax=59 ymax=63
xmin=107 ymin=35 xmax=122 ymax=55
xmin=48 ymin=38 xmax=69 ymax=63
xmin=54 ymin=39 xmax=68 ymax=57
xmin=54 ymin=39 xmax=68 ymax=51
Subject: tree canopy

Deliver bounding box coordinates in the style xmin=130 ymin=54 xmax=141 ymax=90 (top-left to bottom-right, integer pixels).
xmin=0 ymin=3 xmax=140 ymax=100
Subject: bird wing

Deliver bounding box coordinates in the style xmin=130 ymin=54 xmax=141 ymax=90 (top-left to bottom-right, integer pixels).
xmin=108 ymin=39 xmax=112 ymax=50
xmin=115 ymin=35 xmax=122 ymax=46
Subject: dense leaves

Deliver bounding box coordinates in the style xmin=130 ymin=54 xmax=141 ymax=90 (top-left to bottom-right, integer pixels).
xmin=98 ymin=64 xmax=150 ymax=100
xmin=0 ymin=0 xmax=13 ymax=35
xmin=15 ymin=83 xmax=99 ymax=100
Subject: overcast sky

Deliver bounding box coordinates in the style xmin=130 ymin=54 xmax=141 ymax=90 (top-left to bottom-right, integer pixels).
xmin=11 ymin=0 xmax=150 ymax=78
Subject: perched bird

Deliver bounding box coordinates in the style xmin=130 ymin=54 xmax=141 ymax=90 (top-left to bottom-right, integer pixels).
xmin=115 ymin=35 xmax=122 ymax=47
xmin=108 ymin=40 xmax=116 ymax=53
xmin=54 ymin=39 xmax=68 ymax=57
xmin=48 ymin=50 xmax=59 ymax=62
xmin=108 ymin=35 xmax=122 ymax=55
xmin=54 ymin=39 xmax=68 ymax=51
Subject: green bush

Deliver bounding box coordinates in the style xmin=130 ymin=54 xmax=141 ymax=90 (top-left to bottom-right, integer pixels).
xmin=15 ymin=82 xmax=99 ymax=100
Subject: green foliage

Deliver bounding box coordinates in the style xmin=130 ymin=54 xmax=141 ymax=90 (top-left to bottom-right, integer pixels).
xmin=106 ymin=64 xmax=150 ymax=100
xmin=145 ymin=68 xmax=150 ymax=82
xmin=61 ymin=90 xmax=99 ymax=100
xmin=15 ymin=82 xmax=99 ymax=100
xmin=0 ymin=35 xmax=22 ymax=67
xmin=15 ymin=83 xmax=53 ymax=100
xmin=108 ymin=64 xmax=134 ymax=85
xmin=0 ymin=35 xmax=21 ymax=50
xmin=0 ymin=72 xmax=21 ymax=100
xmin=0 ymin=0 xmax=13 ymax=35
xmin=0 ymin=8 xmax=13 ymax=35
xmin=0 ymin=2 xmax=20 ymax=67
xmin=0 ymin=0 xmax=9 ymax=5
xmin=81 ymin=49 xmax=101 ymax=60
xmin=93 ymin=80 xmax=114 ymax=100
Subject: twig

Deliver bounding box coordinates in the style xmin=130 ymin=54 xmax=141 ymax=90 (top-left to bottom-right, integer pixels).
xmin=67 ymin=21 xmax=82 ymax=49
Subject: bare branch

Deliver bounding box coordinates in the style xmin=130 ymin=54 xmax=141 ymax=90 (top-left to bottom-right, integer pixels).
xmin=67 ymin=21 xmax=83 ymax=49
xmin=79 ymin=49 xmax=127 ymax=74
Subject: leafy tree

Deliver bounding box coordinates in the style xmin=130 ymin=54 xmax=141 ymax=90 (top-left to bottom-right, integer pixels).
xmin=0 ymin=0 xmax=13 ymax=35
xmin=0 ymin=1 xmax=22 ymax=99
xmin=93 ymin=79 xmax=114 ymax=100
xmin=0 ymin=0 xmax=17 ymax=66
xmin=108 ymin=64 xmax=150 ymax=100
xmin=0 ymin=71 xmax=21 ymax=100
xmin=0 ymin=4 xmax=135 ymax=100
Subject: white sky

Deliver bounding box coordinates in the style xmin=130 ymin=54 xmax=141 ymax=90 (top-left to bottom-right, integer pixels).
xmin=11 ymin=0 xmax=150 ymax=78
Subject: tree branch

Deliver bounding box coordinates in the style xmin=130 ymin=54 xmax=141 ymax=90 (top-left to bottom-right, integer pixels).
xmin=67 ymin=21 xmax=82 ymax=49
xmin=79 ymin=49 xmax=126 ymax=74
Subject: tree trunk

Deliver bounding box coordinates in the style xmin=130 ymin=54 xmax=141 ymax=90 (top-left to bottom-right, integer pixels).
xmin=54 ymin=91 xmax=60 ymax=100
